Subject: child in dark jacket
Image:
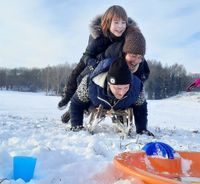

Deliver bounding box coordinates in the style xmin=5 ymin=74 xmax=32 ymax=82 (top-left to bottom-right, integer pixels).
xmin=58 ymin=5 xmax=138 ymax=109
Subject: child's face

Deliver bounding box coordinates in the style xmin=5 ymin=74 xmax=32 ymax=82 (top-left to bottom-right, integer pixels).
xmin=110 ymin=17 xmax=126 ymax=37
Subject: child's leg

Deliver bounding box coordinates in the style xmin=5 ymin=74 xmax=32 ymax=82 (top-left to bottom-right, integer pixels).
xmin=58 ymin=58 xmax=86 ymax=108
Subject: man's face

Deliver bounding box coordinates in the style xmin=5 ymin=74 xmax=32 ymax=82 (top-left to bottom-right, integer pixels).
xmin=125 ymin=53 xmax=143 ymax=71
xmin=109 ymin=84 xmax=130 ymax=100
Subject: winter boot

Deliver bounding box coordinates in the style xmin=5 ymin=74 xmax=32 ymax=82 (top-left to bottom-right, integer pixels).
xmin=70 ymin=125 xmax=85 ymax=132
xmin=138 ymin=130 xmax=155 ymax=137
xmin=61 ymin=110 xmax=70 ymax=124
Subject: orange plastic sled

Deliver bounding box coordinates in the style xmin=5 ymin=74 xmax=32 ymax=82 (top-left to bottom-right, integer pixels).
xmin=114 ymin=151 xmax=200 ymax=184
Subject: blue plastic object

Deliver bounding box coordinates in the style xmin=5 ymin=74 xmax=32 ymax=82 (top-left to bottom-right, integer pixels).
xmin=142 ymin=142 xmax=175 ymax=159
xmin=13 ymin=156 xmax=37 ymax=182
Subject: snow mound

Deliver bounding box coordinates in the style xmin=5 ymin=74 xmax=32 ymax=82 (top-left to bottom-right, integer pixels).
xmin=0 ymin=91 xmax=200 ymax=184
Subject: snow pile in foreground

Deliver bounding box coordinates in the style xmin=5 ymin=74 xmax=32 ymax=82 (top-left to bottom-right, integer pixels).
xmin=0 ymin=91 xmax=200 ymax=184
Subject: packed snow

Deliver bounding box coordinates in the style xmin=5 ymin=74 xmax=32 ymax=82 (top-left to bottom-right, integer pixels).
xmin=0 ymin=91 xmax=200 ymax=184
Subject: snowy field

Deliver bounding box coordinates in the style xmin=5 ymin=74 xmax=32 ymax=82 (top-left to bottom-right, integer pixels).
xmin=0 ymin=91 xmax=200 ymax=184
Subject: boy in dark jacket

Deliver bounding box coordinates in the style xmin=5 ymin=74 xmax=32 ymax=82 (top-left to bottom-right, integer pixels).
xmin=70 ymin=57 xmax=153 ymax=136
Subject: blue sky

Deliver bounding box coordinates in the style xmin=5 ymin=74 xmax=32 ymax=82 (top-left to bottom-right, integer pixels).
xmin=0 ymin=0 xmax=200 ymax=73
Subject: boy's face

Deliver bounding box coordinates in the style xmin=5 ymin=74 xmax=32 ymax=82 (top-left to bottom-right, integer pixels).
xmin=125 ymin=53 xmax=143 ymax=71
xmin=110 ymin=17 xmax=126 ymax=37
xmin=109 ymin=83 xmax=130 ymax=100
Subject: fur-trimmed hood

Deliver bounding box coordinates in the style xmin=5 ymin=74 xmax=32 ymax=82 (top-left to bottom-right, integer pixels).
xmin=89 ymin=15 xmax=139 ymax=39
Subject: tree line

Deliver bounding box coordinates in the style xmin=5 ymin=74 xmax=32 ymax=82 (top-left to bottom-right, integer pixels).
xmin=0 ymin=63 xmax=75 ymax=96
xmin=0 ymin=60 xmax=199 ymax=99
xmin=145 ymin=60 xmax=200 ymax=99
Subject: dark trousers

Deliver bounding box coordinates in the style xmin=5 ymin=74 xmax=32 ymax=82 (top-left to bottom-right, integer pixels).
xmin=64 ymin=58 xmax=86 ymax=100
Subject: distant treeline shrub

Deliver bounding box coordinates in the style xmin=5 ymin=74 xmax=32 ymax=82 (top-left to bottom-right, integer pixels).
xmin=0 ymin=60 xmax=199 ymax=98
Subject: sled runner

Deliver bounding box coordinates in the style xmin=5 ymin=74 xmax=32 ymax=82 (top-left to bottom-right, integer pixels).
xmin=85 ymin=105 xmax=134 ymax=138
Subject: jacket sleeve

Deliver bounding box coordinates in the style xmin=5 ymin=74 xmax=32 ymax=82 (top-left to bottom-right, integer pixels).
xmin=82 ymin=35 xmax=102 ymax=65
xmin=70 ymin=95 xmax=90 ymax=127
xmin=135 ymin=59 xmax=150 ymax=82
xmin=70 ymin=75 xmax=90 ymax=127
xmin=64 ymin=57 xmax=86 ymax=98
xmin=132 ymin=86 xmax=148 ymax=133
xmin=78 ymin=35 xmax=111 ymax=81
xmin=104 ymin=41 xmax=124 ymax=59
xmin=77 ymin=41 xmax=122 ymax=82
xmin=142 ymin=59 xmax=150 ymax=82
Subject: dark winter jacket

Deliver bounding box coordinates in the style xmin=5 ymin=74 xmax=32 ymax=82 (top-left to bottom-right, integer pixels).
xmin=70 ymin=58 xmax=148 ymax=133
xmin=63 ymin=15 xmax=138 ymax=102
xmin=82 ymin=16 xmax=138 ymax=66
xmin=88 ymin=59 xmax=141 ymax=109
xmin=103 ymin=41 xmax=150 ymax=82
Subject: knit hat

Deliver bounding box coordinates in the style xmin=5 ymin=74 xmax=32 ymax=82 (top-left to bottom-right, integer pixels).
xmin=123 ymin=28 xmax=146 ymax=56
xmin=107 ymin=58 xmax=131 ymax=85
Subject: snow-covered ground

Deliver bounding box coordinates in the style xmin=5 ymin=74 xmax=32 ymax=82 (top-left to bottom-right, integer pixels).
xmin=0 ymin=91 xmax=200 ymax=184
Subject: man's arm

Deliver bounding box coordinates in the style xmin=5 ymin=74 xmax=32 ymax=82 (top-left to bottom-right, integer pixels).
xmin=70 ymin=75 xmax=90 ymax=128
xmin=132 ymin=87 xmax=148 ymax=133
xmin=141 ymin=59 xmax=150 ymax=82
